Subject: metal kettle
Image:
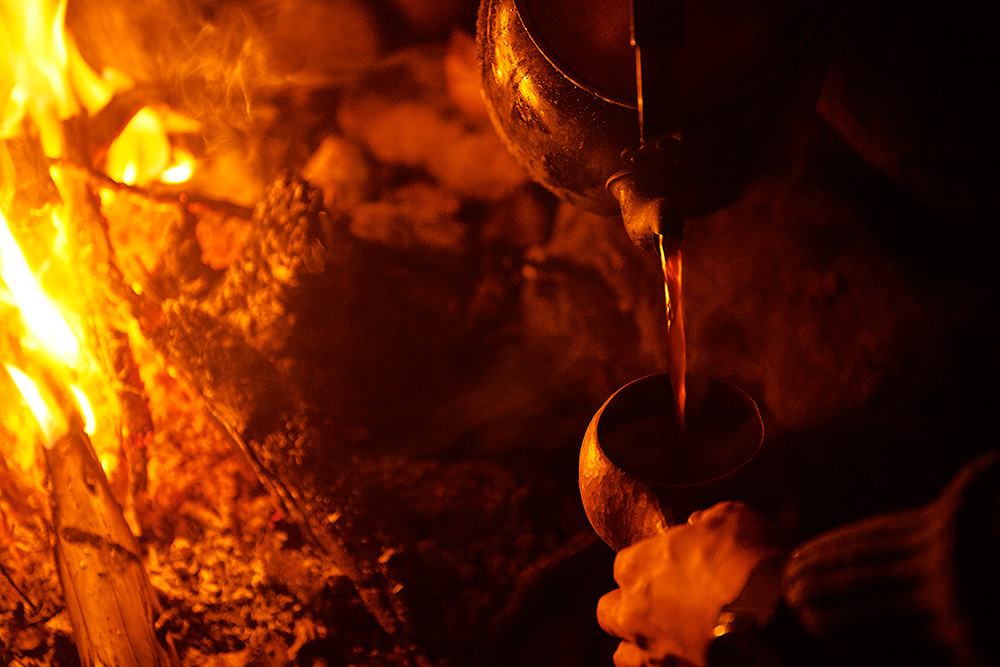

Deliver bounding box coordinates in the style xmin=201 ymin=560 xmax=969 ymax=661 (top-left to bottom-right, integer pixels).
xmin=476 ymin=0 xmax=828 ymax=246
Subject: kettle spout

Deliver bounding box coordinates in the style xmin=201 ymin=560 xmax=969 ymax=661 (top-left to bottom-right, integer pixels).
xmin=606 ymin=139 xmax=686 ymax=250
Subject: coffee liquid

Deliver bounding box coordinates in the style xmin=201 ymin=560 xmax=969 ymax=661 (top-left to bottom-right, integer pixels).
xmin=597 ymin=375 xmax=762 ymax=488
xmin=658 ymin=234 xmax=685 ymax=428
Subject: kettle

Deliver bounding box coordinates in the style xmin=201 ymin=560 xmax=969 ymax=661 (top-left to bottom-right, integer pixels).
xmin=477 ymin=0 xmax=828 ymax=247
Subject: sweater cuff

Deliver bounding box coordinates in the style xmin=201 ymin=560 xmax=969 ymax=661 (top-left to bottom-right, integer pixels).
xmin=782 ymin=452 xmax=1000 ymax=667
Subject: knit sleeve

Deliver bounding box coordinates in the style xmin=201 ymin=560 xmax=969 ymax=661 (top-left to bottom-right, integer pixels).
xmin=781 ymin=452 xmax=1000 ymax=667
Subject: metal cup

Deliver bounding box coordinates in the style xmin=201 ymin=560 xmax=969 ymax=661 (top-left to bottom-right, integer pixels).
xmin=579 ymin=373 xmax=765 ymax=551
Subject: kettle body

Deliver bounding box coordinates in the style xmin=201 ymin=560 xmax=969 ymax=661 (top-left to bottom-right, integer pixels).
xmin=477 ymin=0 xmax=828 ymax=219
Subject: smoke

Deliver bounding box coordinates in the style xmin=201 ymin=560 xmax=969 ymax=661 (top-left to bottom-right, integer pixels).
xmin=65 ymin=0 xmax=381 ymax=137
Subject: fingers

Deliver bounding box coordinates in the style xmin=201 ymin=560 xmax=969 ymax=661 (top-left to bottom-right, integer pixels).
xmin=613 ymin=640 xmax=647 ymax=667
xmin=614 ymin=505 xmax=740 ymax=586
xmin=686 ymin=501 xmax=781 ymax=548
xmin=599 ymin=502 xmax=782 ymax=667
xmin=596 ymin=588 xmax=624 ymax=637
xmin=614 ymin=641 xmax=694 ymax=667
xmin=613 ymin=535 xmax=661 ymax=587
xmin=598 ymin=589 xmax=659 ymax=654
xmin=686 ymin=501 xmax=745 ymax=527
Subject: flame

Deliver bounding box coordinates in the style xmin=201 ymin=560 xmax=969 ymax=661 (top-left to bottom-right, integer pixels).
xmin=1 ymin=0 xmax=128 ymax=155
xmin=69 ymin=383 xmax=95 ymax=435
xmin=105 ymin=106 xmax=199 ymax=186
xmin=99 ymin=451 xmax=119 ymax=475
xmin=0 ymin=200 xmax=99 ymax=454
xmin=0 ymin=0 xmax=74 ymax=149
xmin=2 ymin=0 xmax=204 ymax=477
xmin=1 ymin=0 xmax=196 ymax=461
xmin=160 ymin=147 xmax=196 ymax=184
xmin=5 ymin=364 xmax=64 ymax=445
xmin=0 ymin=209 xmax=82 ymax=368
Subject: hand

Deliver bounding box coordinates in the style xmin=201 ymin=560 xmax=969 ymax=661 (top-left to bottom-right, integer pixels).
xmin=596 ymin=502 xmax=785 ymax=667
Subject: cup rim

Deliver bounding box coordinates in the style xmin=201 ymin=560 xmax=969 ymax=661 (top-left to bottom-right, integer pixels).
xmin=595 ymin=372 xmax=764 ymax=488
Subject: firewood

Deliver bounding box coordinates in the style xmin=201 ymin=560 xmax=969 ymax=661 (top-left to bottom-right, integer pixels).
xmin=7 ymin=127 xmax=183 ymax=664
xmin=52 ymin=159 xmax=255 ymax=223
xmin=106 ymin=328 xmax=154 ymax=496
xmin=45 ymin=420 xmax=179 ymax=667
xmin=121 ymin=172 xmax=588 ymax=664
xmin=51 ymin=134 xmax=438 ymax=648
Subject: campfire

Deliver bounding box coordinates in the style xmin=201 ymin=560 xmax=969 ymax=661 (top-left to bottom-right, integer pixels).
xmin=2 ymin=2 xmax=640 ymax=664
xmin=1 ymin=0 xmax=994 ymax=666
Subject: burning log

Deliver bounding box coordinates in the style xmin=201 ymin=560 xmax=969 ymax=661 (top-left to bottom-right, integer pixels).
xmin=0 ymin=137 xmax=60 ymax=216
xmin=3 ymin=348 xmax=178 ymax=667
xmin=53 ymin=159 xmax=255 ymax=223
xmin=45 ymin=417 xmax=179 ymax=667
xmin=1 ymin=98 xmax=185 ymax=662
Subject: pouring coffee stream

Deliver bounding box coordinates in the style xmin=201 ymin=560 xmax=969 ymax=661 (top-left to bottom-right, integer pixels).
xmin=659 ymin=234 xmax=686 ymax=429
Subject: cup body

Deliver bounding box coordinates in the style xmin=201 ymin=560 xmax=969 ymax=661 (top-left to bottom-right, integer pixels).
xmin=580 ymin=373 xmax=765 ymax=551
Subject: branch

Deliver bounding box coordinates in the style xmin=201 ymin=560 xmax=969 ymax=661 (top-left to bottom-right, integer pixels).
xmin=50 ymin=158 xmax=254 ymax=221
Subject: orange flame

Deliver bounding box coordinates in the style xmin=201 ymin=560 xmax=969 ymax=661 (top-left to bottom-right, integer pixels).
xmin=4 ymin=364 xmax=64 ymax=445
xmin=68 ymin=383 xmax=96 ymax=435
xmin=105 ymin=105 xmax=199 ymax=186
xmin=0 ymin=199 xmax=99 ymax=451
xmin=1 ymin=0 xmax=198 ymax=464
xmin=1 ymin=0 xmax=128 ymax=155
xmin=0 ymin=209 xmax=83 ymax=368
